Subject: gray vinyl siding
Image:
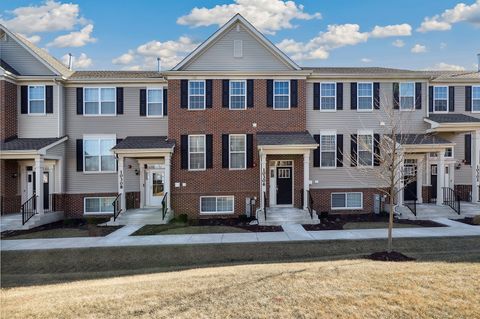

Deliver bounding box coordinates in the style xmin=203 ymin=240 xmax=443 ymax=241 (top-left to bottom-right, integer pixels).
xmin=450 ymin=132 xmax=474 ymax=185
xmin=64 ymin=86 xmax=168 ymax=194
xmin=183 ymin=22 xmax=291 ymax=71
xmin=46 ymin=142 xmax=66 ymax=193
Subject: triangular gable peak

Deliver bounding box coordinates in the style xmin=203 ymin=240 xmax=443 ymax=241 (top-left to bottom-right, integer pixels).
xmin=173 ymin=14 xmax=300 ymax=71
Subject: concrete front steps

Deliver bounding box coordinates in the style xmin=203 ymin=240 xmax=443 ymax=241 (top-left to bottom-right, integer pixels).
xmin=396 ymin=202 xmax=480 ymax=220
xmin=0 ymin=211 xmax=64 ymax=231
xmin=257 ymin=207 xmax=320 ymax=226
xmin=105 ymin=207 xmax=173 ymax=226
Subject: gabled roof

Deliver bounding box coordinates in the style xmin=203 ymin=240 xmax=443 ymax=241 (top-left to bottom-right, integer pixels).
xmin=0 ymin=59 xmax=20 ymax=75
xmin=172 ymin=14 xmax=300 ymax=71
xmin=70 ymin=71 xmax=166 ymax=80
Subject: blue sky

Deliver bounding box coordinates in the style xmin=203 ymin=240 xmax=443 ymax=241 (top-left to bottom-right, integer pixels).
xmin=1 ymin=0 xmax=479 ymax=71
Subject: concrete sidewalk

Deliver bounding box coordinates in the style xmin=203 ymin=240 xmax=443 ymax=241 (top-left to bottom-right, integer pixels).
xmin=1 ymin=218 xmax=479 ymax=251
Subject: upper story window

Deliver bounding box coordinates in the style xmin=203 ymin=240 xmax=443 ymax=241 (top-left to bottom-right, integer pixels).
xmin=188 ymin=80 xmax=205 ymax=110
xmin=147 ymin=88 xmax=163 ymax=117
xmin=230 ymin=80 xmax=246 ymax=110
xmin=400 ymin=83 xmax=415 ymax=110
xmin=188 ymin=135 xmax=205 ymax=171
xmin=357 ymin=83 xmax=373 ymax=111
xmin=433 ymin=86 xmax=448 ymax=113
xmin=229 ymin=134 xmax=246 ymax=170
xmin=84 ymin=88 xmax=116 ymax=115
xmin=83 ymin=135 xmax=116 ymax=173
xmin=28 ymin=85 xmax=45 ymax=114
xmin=320 ymin=131 xmax=336 ymax=168
xmin=273 ymin=80 xmax=290 ymax=109
xmin=472 ymin=86 xmax=480 ymax=112
xmin=320 ymin=83 xmax=336 ymax=111
xmin=358 ymin=132 xmax=373 ymax=167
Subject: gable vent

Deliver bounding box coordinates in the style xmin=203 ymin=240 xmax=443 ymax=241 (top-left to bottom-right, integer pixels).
xmin=234 ymin=39 xmax=243 ymax=58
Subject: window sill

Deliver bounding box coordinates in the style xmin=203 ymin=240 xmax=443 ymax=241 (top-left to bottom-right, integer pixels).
xmin=357 ymin=109 xmax=373 ymax=112
xmin=188 ymin=169 xmax=206 ymax=172
xmin=84 ymin=212 xmax=114 ymax=216
xmin=146 ymin=115 xmax=164 ymax=118
xmin=319 ymin=109 xmax=337 ymax=112
xmin=273 ymin=108 xmax=291 ymax=111
xmin=82 ymin=114 xmax=117 ymax=117
xmin=26 ymin=113 xmax=48 ymax=116
xmin=331 ymin=207 xmax=363 ymax=210
xmin=200 ymin=211 xmax=235 ymax=215
xmin=82 ymin=171 xmax=117 ymax=174
xmin=319 ymin=166 xmax=337 ymax=170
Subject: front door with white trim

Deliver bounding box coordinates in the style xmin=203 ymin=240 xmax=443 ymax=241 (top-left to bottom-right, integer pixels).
xmin=146 ymin=169 xmax=165 ymax=207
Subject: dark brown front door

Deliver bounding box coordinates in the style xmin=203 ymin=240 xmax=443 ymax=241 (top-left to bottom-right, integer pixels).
xmin=276 ymin=167 xmax=292 ymax=205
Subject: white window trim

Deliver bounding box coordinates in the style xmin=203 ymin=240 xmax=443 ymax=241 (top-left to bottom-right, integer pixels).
xmin=146 ymin=87 xmax=164 ymax=118
xmin=83 ymin=87 xmax=117 ymax=116
xmin=229 ymin=80 xmax=247 ymax=110
xmin=188 ymin=134 xmax=206 ymax=171
xmin=320 ymin=130 xmax=337 ymax=169
xmin=188 ymin=80 xmax=206 ymax=110
xmin=357 ymin=82 xmax=373 ymax=112
xmin=273 ymin=80 xmax=290 ymax=110
xmin=433 ymin=85 xmax=449 ymax=114
xmin=200 ymin=196 xmax=235 ymax=214
xmin=229 ymin=134 xmax=247 ymax=170
xmin=429 ymin=147 xmax=454 ymax=159
xmin=331 ymin=192 xmax=363 ymax=210
xmin=399 ymin=82 xmax=415 ymax=112
xmin=472 ymin=86 xmax=480 ymax=113
xmin=82 ymin=134 xmax=117 ymax=174
xmin=319 ymin=82 xmax=337 ymax=112
xmin=84 ymin=196 xmax=115 ymax=215
xmin=28 ymin=85 xmax=46 ymax=115
xmin=357 ymin=130 xmax=374 ymax=168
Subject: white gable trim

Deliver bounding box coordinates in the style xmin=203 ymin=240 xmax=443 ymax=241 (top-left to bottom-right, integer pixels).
xmin=172 ymin=14 xmax=300 ymax=71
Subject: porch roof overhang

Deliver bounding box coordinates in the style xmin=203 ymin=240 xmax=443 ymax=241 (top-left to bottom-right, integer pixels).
xmin=394 ymin=134 xmax=454 ymax=153
xmin=0 ymin=136 xmax=68 ymax=159
xmin=424 ymin=114 xmax=480 ymax=133
xmin=256 ymin=131 xmax=318 ymax=154
xmin=112 ymin=136 xmax=175 ymax=157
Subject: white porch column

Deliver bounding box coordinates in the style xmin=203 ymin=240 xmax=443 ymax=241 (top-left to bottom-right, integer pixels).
xmin=417 ymin=158 xmax=423 ymax=204
xmin=117 ymin=155 xmax=126 ymax=212
xmin=303 ymin=152 xmax=310 ymax=210
xmin=471 ymin=130 xmax=480 ymax=202
xmin=34 ymin=156 xmax=44 ymax=214
xmin=397 ymin=159 xmax=404 ymax=206
xmin=260 ymin=151 xmax=267 ymax=210
xmin=165 ymin=154 xmax=172 ymax=211
xmin=437 ymin=151 xmax=445 ymax=205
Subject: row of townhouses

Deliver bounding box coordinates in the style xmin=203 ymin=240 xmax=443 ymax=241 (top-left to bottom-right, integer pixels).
xmin=1 ymin=15 xmax=479 ymax=227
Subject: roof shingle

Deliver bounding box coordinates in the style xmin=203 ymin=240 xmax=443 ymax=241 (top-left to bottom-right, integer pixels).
xmin=256 ymin=131 xmax=317 ymax=146
xmin=0 ymin=137 xmax=66 ymax=151
xmin=427 ymin=114 xmax=480 ymax=123
xmin=112 ymin=136 xmax=175 ymax=150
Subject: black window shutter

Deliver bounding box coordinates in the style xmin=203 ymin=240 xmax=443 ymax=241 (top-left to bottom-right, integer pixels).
xmin=313 ymin=83 xmax=320 ymax=110
xmin=373 ymin=82 xmax=380 ymax=109
xmin=247 ymin=134 xmax=254 ymax=168
xmin=350 ymin=83 xmax=357 ymax=110
xmin=373 ymin=134 xmax=381 ymax=166
xmin=313 ymin=134 xmax=320 ymax=167
xmin=45 ymin=85 xmax=53 ymax=113
xmin=266 ymin=80 xmax=273 ymax=107
xmin=76 ymin=87 xmax=83 ymax=115
xmin=163 ymin=88 xmax=168 ymax=116
xmin=465 ymin=134 xmax=472 ymax=165
xmin=466 ymin=86 xmax=472 ymax=112
xmin=139 ymin=89 xmax=146 ymax=116
xmin=393 ymin=83 xmax=399 ymax=110
xmin=429 ymin=86 xmax=434 ymax=113
xmin=222 ymin=134 xmax=229 ymax=168
xmin=180 ymin=80 xmax=188 ymax=108
xmin=336 ymin=83 xmax=343 ymax=110
xmin=449 ymin=86 xmax=455 ymax=112
xmin=350 ymin=134 xmax=357 ymax=167
xmin=415 ymin=83 xmax=422 ymax=110
xmin=290 ymin=79 xmax=298 ymax=107
xmin=222 ymin=80 xmax=229 ymax=108
xmin=116 ymin=87 xmax=124 ymax=114
xmin=20 ymin=86 xmax=28 ymax=114
xmin=76 ymin=139 xmax=83 ymax=172
xmin=181 ymin=135 xmax=188 ymax=169
xmin=206 ymin=134 xmax=213 ymax=169
xmin=206 ymin=80 xmax=213 ymax=108
xmin=336 ymin=134 xmax=343 ymax=167
xmin=247 ymin=79 xmax=254 ymax=108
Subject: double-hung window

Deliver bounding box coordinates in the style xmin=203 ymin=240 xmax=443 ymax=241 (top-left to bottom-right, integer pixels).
xmin=200 ymin=196 xmax=234 ymax=214
xmin=320 ymin=131 xmax=336 ymax=168
xmin=331 ymin=192 xmax=363 ymax=210
xmin=188 ymin=135 xmax=205 ymax=170
xmin=28 ymin=85 xmax=45 ymax=114
xmin=230 ymin=80 xmax=246 ymax=109
xmin=433 ymin=86 xmax=448 ymax=113
xmin=273 ymin=80 xmax=290 ymax=109
xmin=188 ymin=80 xmax=205 ymax=110
xmin=358 ymin=82 xmax=373 ymax=111
xmin=472 ymin=86 xmax=480 ymax=112
xmin=229 ymin=134 xmax=246 ymax=170
xmin=358 ymin=132 xmax=373 ymax=167
xmin=399 ymin=83 xmax=415 ymax=110
xmin=320 ymin=83 xmax=336 ymax=111
xmin=84 ymin=88 xmax=116 ymax=115
xmin=84 ymin=197 xmax=115 ymax=214
xmin=83 ymin=135 xmax=116 ymax=173
xmin=147 ymin=88 xmax=163 ymax=116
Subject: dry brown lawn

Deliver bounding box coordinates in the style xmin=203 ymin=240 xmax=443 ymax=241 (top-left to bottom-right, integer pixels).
xmin=2 ymin=259 xmax=479 ymax=319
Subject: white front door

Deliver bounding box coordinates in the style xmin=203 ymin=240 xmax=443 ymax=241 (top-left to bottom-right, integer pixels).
xmin=26 ymin=169 xmax=35 ymax=199
xmin=146 ymin=169 xmax=165 ymax=207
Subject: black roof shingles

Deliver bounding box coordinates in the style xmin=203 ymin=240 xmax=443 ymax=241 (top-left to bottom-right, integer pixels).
xmin=396 ymin=134 xmax=452 ymax=145
xmin=256 ymin=131 xmax=317 ymax=146
xmin=112 ymin=136 xmax=175 ymax=150
xmin=0 ymin=137 xmax=65 ymax=151
xmin=427 ymin=114 xmax=480 ymax=123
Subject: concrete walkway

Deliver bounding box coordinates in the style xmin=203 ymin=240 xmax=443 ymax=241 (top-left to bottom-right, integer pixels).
xmin=1 ymin=218 xmax=479 ymax=252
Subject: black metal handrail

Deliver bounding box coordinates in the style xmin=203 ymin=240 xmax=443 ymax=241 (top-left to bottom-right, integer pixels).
xmin=112 ymin=193 xmax=122 ymax=221
xmin=21 ymin=194 xmax=37 ymax=225
xmin=443 ymin=187 xmax=461 ymax=215
xmin=404 ymin=188 xmax=417 ymax=216
xmin=263 ymin=191 xmax=267 ymax=221
xmin=307 ymin=190 xmax=314 ymax=219
xmin=161 ymin=192 xmax=168 ymax=220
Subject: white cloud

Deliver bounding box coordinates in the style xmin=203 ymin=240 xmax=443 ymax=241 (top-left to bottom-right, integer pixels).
xmin=61 ymin=52 xmax=92 ymax=69
xmin=370 ymin=24 xmax=412 ymax=38
xmin=392 ymin=39 xmax=405 ymax=47
xmin=428 ymin=62 xmax=465 ymax=71
xmin=18 ymin=33 xmax=42 ymax=44
xmin=440 ymin=42 xmax=448 ymax=49
xmin=112 ymin=51 xmax=135 ymax=65
xmin=177 ymin=0 xmax=321 ymax=35
xmin=361 ymin=58 xmax=372 ymax=63
xmin=47 ymin=24 xmax=96 ymax=48
xmin=0 ymin=0 xmax=86 ymax=34
xmin=411 ymin=44 xmax=427 ymax=53
xmin=418 ymin=0 xmax=480 ymax=32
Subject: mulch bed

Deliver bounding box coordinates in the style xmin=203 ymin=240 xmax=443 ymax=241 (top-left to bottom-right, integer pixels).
xmin=366 ymin=251 xmax=416 ymax=262
xmin=196 ymin=218 xmax=283 ymax=232
xmin=303 ymin=213 xmax=446 ymax=231
xmin=452 ymin=217 xmax=480 ymax=226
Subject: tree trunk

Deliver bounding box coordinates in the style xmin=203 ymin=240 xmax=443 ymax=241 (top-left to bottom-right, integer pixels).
xmin=387 ymin=190 xmax=394 ymax=252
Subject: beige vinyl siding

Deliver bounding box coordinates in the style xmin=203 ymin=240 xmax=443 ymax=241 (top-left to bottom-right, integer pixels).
xmin=46 ymin=142 xmax=66 ymax=193
xmin=64 ymin=86 xmax=168 ymax=194
xmin=124 ymin=158 xmax=140 ymax=192
xmin=183 ymin=23 xmax=291 ymax=71
xmin=449 ymin=132 xmax=473 ymax=185
xmin=451 ymin=85 xmax=480 ymax=119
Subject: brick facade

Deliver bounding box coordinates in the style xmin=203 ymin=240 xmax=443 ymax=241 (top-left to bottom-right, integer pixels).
xmin=63 ymin=193 xmax=118 ymax=218
xmin=0 ymin=160 xmax=20 ymax=214
xmin=0 ymin=80 xmax=18 ymax=142
xmin=309 ymin=187 xmax=383 ymax=214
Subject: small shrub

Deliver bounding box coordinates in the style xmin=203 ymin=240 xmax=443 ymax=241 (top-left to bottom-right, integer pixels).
xmin=472 ymin=215 xmax=480 ymax=225
xmin=175 ymin=214 xmax=188 ymax=224
xmin=238 ymin=214 xmax=249 ymax=223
